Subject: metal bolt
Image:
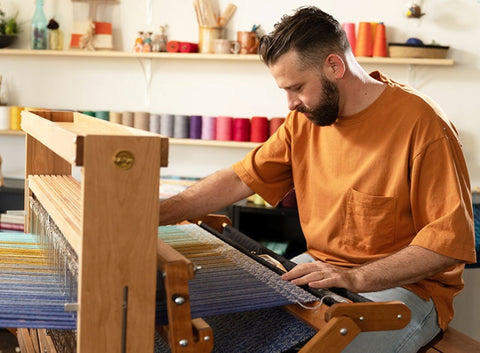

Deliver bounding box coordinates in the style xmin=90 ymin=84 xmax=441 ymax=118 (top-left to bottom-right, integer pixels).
xmin=359 ymin=316 xmax=364 ymax=321
xmin=173 ymin=295 xmax=185 ymax=305
xmin=204 ymin=336 xmax=211 ymax=341
xmin=340 ymin=328 xmax=348 ymax=336
xmin=179 ymin=339 xmax=189 ymax=347
xmin=397 ymin=314 xmax=403 ymax=319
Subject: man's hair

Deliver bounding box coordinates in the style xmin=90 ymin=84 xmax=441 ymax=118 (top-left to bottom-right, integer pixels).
xmin=259 ymin=6 xmax=350 ymax=69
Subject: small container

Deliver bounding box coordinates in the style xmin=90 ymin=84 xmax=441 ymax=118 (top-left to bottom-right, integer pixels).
xmin=47 ymin=19 xmax=63 ymax=50
xmin=31 ymin=0 xmax=47 ymax=49
xmin=198 ymin=26 xmax=224 ymax=53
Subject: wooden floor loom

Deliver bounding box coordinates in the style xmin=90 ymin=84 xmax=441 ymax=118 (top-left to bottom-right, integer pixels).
xmin=15 ymin=110 xmax=168 ymax=353
xmin=11 ymin=110 xmax=411 ymax=353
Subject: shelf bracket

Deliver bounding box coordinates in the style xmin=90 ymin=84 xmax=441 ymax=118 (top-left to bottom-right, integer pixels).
xmin=137 ymin=58 xmax=152 ymax=107
xmin=408 ymin=64 xmax=417 ymax=89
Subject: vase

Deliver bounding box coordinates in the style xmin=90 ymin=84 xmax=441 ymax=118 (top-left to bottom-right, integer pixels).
xmin=31 ymin=0 xmax=47 ymax=49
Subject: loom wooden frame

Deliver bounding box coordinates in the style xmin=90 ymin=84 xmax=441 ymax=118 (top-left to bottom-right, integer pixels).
xmin=19 ymin=110 xmax=168 ymax=353
xmin=155 ymin=228 xmax=411 ymax=353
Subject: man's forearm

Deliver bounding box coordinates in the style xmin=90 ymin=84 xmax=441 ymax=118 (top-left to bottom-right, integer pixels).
xmin=283 ymin=245 xmax=461 ymax=293
xmin=159 ymin=167 xmax=254 ymax=225
xmin=347 ymin=245 xmax=461 ymax=292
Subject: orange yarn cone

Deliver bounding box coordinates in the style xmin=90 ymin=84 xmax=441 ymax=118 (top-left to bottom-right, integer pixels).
xmin=355 ymin=22 xmax=372 ymax=57
xmin=373 ymin=23 xmax=387 ymax=57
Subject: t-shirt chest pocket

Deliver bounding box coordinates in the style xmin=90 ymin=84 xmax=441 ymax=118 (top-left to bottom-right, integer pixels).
xmin=343 ymin=188 xmax=396 ymax=254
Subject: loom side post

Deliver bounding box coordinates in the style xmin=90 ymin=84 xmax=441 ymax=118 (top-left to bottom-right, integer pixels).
xmin=78 ymin=134 xmax=160 ymax=353
xmin=157 ymin=238 xmax=214 ymax=353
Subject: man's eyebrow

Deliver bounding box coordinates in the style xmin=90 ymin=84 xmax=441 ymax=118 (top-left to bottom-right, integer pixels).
xmin=281 ymin=82 xmax=302 ymax=90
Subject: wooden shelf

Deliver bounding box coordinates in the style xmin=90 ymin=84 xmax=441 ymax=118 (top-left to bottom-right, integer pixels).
xmin=0 ymin=49 xmax=261 ymax=61
xmin=170 ymin=138 xmax=259 ymax=149
xmin=0 ymin=130 xmax=259 ymax=149
xmin=0 ymin=48 xmax=455 ymax=66
xmin=0 ymin=129 xmax=24 ymax=135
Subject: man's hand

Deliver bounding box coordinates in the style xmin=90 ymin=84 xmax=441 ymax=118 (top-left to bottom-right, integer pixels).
xmin=281 ymin=261 xmax=358 ymax=291
xmin=281 ymin=245 xmax=461 ymax=293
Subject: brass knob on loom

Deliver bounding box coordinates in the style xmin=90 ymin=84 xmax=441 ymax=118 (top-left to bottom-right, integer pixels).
xmin=113 ymin=151 xmax=135 ymax=170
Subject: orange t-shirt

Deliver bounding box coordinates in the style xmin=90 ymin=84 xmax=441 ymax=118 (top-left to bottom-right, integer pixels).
xmin=232 ymin=72 xmax=476 ymax=329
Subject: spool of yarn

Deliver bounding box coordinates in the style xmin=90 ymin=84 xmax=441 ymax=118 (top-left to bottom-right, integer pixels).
xmin=122 ymin=112 xmax=134 ymax=127
xmin=269 ymin=117 xmax=285 ymax=136
xmin=109 ymin=111 xmax=122 ymax=124
xmin=250 ymin=116 xmax=269 ymax=142
xmin=166 ymin=41 xmax=180 ymax=53
xmin=180 ymin=42 xmax=199 ymax=53
xmin=216 ymin=116 xmax=233 ymax=141
xmin=233 ymin=118 xmax=250 ymax=142
xmin=189 ymin=115 xmax=202 ymax=139
xmin=149 ymin=113 xmax=161 ymax=133
xmin=372 ymin=23 xmax=387 ymax=57
xmin=9 ymin=106 xmax=23 ymax=130
xmin=201 ymin=116 xmax=216 ymax=140
xmin=0 ymin=106 xmax=10 ymax=130
xmin=173 ymin=115 xmax=189 ymax=138
xmin=95 ymin=111 xmax=109 ymax=121
xmin=134 ymin=111 xmax=150 ymax=131
xmin=355 ymin=22 xmax=372 ymax=57
xmin=160 ymin=114 xmax=174 ymax=137
xmin=342 ymin=22 xmax=356 ymax=53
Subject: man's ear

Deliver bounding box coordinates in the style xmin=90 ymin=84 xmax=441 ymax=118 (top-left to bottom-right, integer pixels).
xmin=323 ymin=54 xmax=345 ymax=79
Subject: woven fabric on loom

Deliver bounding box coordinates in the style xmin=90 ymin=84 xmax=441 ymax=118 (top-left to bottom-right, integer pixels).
xmin=156 ymin=224 xmax=318 ymax=324
xmin=0 ymin=232 xmax=77 ymax=329
xmin=473 ymin=203 xmax=480 ymax=265
xmin=154 ymin=307 xmax=315 ymax=353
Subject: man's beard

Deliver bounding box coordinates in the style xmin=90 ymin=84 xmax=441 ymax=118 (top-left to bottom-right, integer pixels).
xmin=297 ymin=76 xmax=340 ymax=126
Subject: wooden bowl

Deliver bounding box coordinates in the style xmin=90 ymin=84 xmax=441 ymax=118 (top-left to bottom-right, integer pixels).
xmin=388 ymin=43 xmax=449 ymax=59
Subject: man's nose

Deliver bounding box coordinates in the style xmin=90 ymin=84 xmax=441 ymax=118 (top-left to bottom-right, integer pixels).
xmin=287 ymin=92 xmax=301 ymax=111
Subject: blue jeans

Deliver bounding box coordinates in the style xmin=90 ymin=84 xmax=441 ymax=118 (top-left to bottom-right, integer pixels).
xmin=290 ymin=253 xmax=441 ymax=353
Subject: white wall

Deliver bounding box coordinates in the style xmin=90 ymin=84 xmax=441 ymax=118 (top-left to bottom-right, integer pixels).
xmin=1 ymin=0 xmax=479 ymax=340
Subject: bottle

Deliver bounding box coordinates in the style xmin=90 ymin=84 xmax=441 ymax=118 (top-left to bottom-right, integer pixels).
xmin=31 ymin=0 xmax=48 ymax=49
xmin=47 ymin=19 xmax=64 ymax=50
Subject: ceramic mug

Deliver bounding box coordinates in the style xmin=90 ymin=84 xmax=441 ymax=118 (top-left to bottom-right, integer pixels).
xmin=237 ymin=31 xmax=259 ymax=54
xmin=213 ymin=39 xmax=241 ymax=54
